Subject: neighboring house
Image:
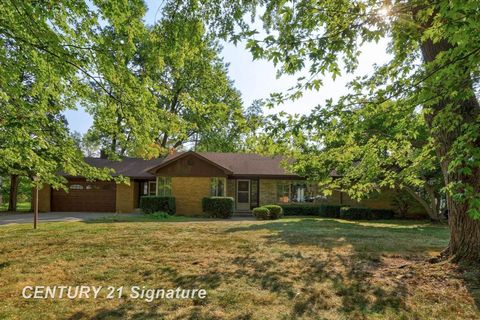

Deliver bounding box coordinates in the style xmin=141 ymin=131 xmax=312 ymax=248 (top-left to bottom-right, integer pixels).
xmin=34 ymin=151 xmax=399 ymax=215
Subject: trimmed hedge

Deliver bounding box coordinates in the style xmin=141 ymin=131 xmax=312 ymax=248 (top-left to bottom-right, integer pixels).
xmin=339 ymin=207 xmax=396 ymax=220
xmin=252 ymin=205 xmax=283 ymax=220
xmin=140 ymin=196 xmax=176 ymax=214
xmin=371 ymin=209 xmax=395 ymax=220
xmin=262 ymin=205 xmax=284 ymax=219
xmin=340 ymin=207 xmax=372 ymax=220
xmin=280 ymin=205 xmax=319 ymax=216
xmin=252 ymin=207 xmax=271 ymax=220
xmin=318 ymin=205 xmax=342 ymax=218
xmin=280 ymin=204 xmax=342 ymax=217
xmin=202 ymin=197 xmax=234 ymax=219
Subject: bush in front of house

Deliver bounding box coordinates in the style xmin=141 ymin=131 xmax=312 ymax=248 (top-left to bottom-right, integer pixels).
xmin=140 ymin=196 xmax=176 ymax=214
xmin=280 ymin=204 xmax=319 ymax=216
xmin=371 ymin=208 xmax=396 ymax=219
xmin=262 ymin=204 xmax=284 ymax=219
xmin=202 ymin=197 xmax=234 ymax=219
xmin=317 ymin=205 xmax=342 ymax=218
xmin=280 ymin=204 xmax=343 ymax=217
xmin=339 ymin=207 xmax=373 ymax=220
xmin=252 ymin=207 xmax=271 ymax=220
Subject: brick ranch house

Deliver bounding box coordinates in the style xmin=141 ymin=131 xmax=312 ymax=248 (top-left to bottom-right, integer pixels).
xmin=35 ymin=151 xmax=405 ymax=216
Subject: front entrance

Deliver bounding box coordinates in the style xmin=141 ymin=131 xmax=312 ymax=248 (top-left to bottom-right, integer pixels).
xmin=236 ymin=179 xmax=250 ymax=211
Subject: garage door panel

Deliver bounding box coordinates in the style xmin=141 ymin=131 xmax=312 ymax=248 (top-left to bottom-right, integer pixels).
xmin=51 ymin=180 xmax=116 ymax=212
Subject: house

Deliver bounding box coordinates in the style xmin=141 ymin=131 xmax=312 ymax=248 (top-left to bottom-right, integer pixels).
xmin=34 ymin=151 xmax=399 ymax=215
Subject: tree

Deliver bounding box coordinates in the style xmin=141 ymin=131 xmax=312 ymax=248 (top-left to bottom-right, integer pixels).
xmin=0 ymin=1 xmax=144 ymax=209
xmin=257 ymin=101 xmax=446 ymax=221
xmin=71 ymin=131 xmax=101 ymax=157
xmin=85 ymin=6 xmax=246 ymax=157
xmin=175 ymin=0 xmax=480 ymax=261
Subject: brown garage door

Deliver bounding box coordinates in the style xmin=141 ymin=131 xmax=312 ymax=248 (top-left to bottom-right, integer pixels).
xmin=51 ymin=180 xmax=116 ymax=212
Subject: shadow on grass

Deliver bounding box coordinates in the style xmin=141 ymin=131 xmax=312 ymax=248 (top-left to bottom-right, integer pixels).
xmin=226 ymin=218 xmax=449 ymax=254
xmin=461 ymin=262 xmax=480 ymax=310
xmin=222 ymin=218 xmax=448 ymax=317
xmin=50 ymin=217 xmax=469 ymax=319
xmin=67 ymin=303 xmax=168 ymax=320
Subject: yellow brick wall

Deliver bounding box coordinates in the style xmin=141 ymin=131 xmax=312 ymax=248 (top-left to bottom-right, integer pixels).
xmin=226 ymin=179 xmax=235 ymax=198
xmin=172 ymin=177 xmax=211 ymax=216
xmin=32 ymin=184 xmax=51 ymax=212
xmin=259 ymin=179 xmax=399 ymax=211
xmin=115 ymin=182 xmax=135 ymax=213
xmin=259 ymin=179 xmax=277 ymax=206
xmin=358 ymin=190 xmax=396 ymax=209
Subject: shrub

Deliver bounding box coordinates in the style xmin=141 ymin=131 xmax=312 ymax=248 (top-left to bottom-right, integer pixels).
xmin=280 ymin=204 xmax=343 ymax=217
xmin=262 ymin=205 xmax=283 ymax=219
xmin=339 ymin=207 xmax=373 ymax=220
xmin=140 ymin=196 xmax=175 ymax=214
xmin=371 ymin=209 xmax=395 ymax=219
xmin=280 ymin=204 xmax=319 ymax=216
xmin=317 ymin=205 xmax=342 ymax=218
xmin=202 ymin=197 xmax=234 ymax=219
xmin=252 ymin=207 xmax=270 ymax=220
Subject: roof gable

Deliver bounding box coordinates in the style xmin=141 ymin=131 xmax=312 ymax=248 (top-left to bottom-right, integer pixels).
xmin=148 ymin=151 xmax=233 ymax=177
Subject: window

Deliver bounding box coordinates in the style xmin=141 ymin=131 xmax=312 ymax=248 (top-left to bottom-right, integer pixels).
xmin=141 ymin=182 xmax=149 ymax=195
xmin=276 ymin=180 xmax=325 ymax=203
xmin=276 ymin=181 xmax=290 ymax=203
xmin=148 ymin=181 xmax=157 ymax=196
xmin=210 ymin=177 xmax=226 ymax=196
xmin=69 ymin=184 xmax=84 ymax=190
xmin=157 ymin=177 xmax=172 ymax=196
xmin=292 ymin=182 xmax=307 ymax=202
xmin=86 ymin=184 xmax=100 ymax=190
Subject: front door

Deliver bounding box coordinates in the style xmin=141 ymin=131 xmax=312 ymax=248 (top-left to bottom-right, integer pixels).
xmin=236 ymin=179 xmax=250 ymax=211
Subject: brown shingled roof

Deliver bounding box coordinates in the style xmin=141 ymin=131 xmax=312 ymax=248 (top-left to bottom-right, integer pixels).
xmin=82 ymin=157 xmax=164 ymax=179
xmin=73 ymin=152 xmax=302 ymax=179
xmin=157 ymin=151 xmax=299 ymax=177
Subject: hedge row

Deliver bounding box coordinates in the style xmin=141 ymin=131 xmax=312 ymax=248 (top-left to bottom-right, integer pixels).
xmin=280 ymin=204 xmax=395 ymax=220
xmin=202 ymin=197 xmax=235 ymax=219
xmin=280 ymin=204 xmax=342 ymax=217
xmin=252 ymin=205 xmax=284 ymax=220
xmin=340 ymin=207 xmax=395 ymax=220
xmin=140 ymin=196 xmax=176 ymax=214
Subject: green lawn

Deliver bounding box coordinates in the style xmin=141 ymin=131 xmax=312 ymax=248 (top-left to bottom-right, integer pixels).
xmin=0 ymin=217 xmax=478 ymax=319
xmin=0 ymin=201 xmax=31 ymax=212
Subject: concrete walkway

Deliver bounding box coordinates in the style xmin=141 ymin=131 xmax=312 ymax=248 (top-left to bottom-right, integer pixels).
xmin=0 ymin=212 xmax=140 ymax=226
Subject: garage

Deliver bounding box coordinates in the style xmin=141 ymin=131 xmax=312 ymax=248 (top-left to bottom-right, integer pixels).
xmin=51 ymin=179 xmax=116 ymax=212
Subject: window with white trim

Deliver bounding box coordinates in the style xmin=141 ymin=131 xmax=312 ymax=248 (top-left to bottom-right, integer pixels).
xmin=157 ymin=177 xmax=172 ymax=196
xmin=276 ymin=181 xmax=290 ymax=203
xmin=148 ymin=181 xmax=157 ymax=196
xmin=210 ymin=177 xmax=226 ymax=196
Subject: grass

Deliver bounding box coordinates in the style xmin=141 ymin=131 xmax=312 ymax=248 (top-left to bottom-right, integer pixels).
xmin=0 ymin=201 xmax=31 ymax=212
xmin=0 ymin=217 xmax=478 ymax=319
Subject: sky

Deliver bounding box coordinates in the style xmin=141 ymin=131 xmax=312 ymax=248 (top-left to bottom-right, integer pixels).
xmin=64 ymin=1 xmax=390 ymax=134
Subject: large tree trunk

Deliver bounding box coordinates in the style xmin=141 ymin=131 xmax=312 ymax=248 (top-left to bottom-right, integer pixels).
xmin=420 ymin=38 xmax=480 ymax=262
xmin=7 ymin=174 xmax=18 ymax=212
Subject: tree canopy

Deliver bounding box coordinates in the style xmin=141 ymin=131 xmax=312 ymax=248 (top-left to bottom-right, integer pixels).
xmin=0 ymin=0 xmax=123 ymax=188
xmin=84 ymin=5 xmax=248 ymax=157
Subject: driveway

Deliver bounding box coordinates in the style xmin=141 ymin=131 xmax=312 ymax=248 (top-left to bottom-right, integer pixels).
xmin=0 ymin=212 xmax=140 ymax=226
